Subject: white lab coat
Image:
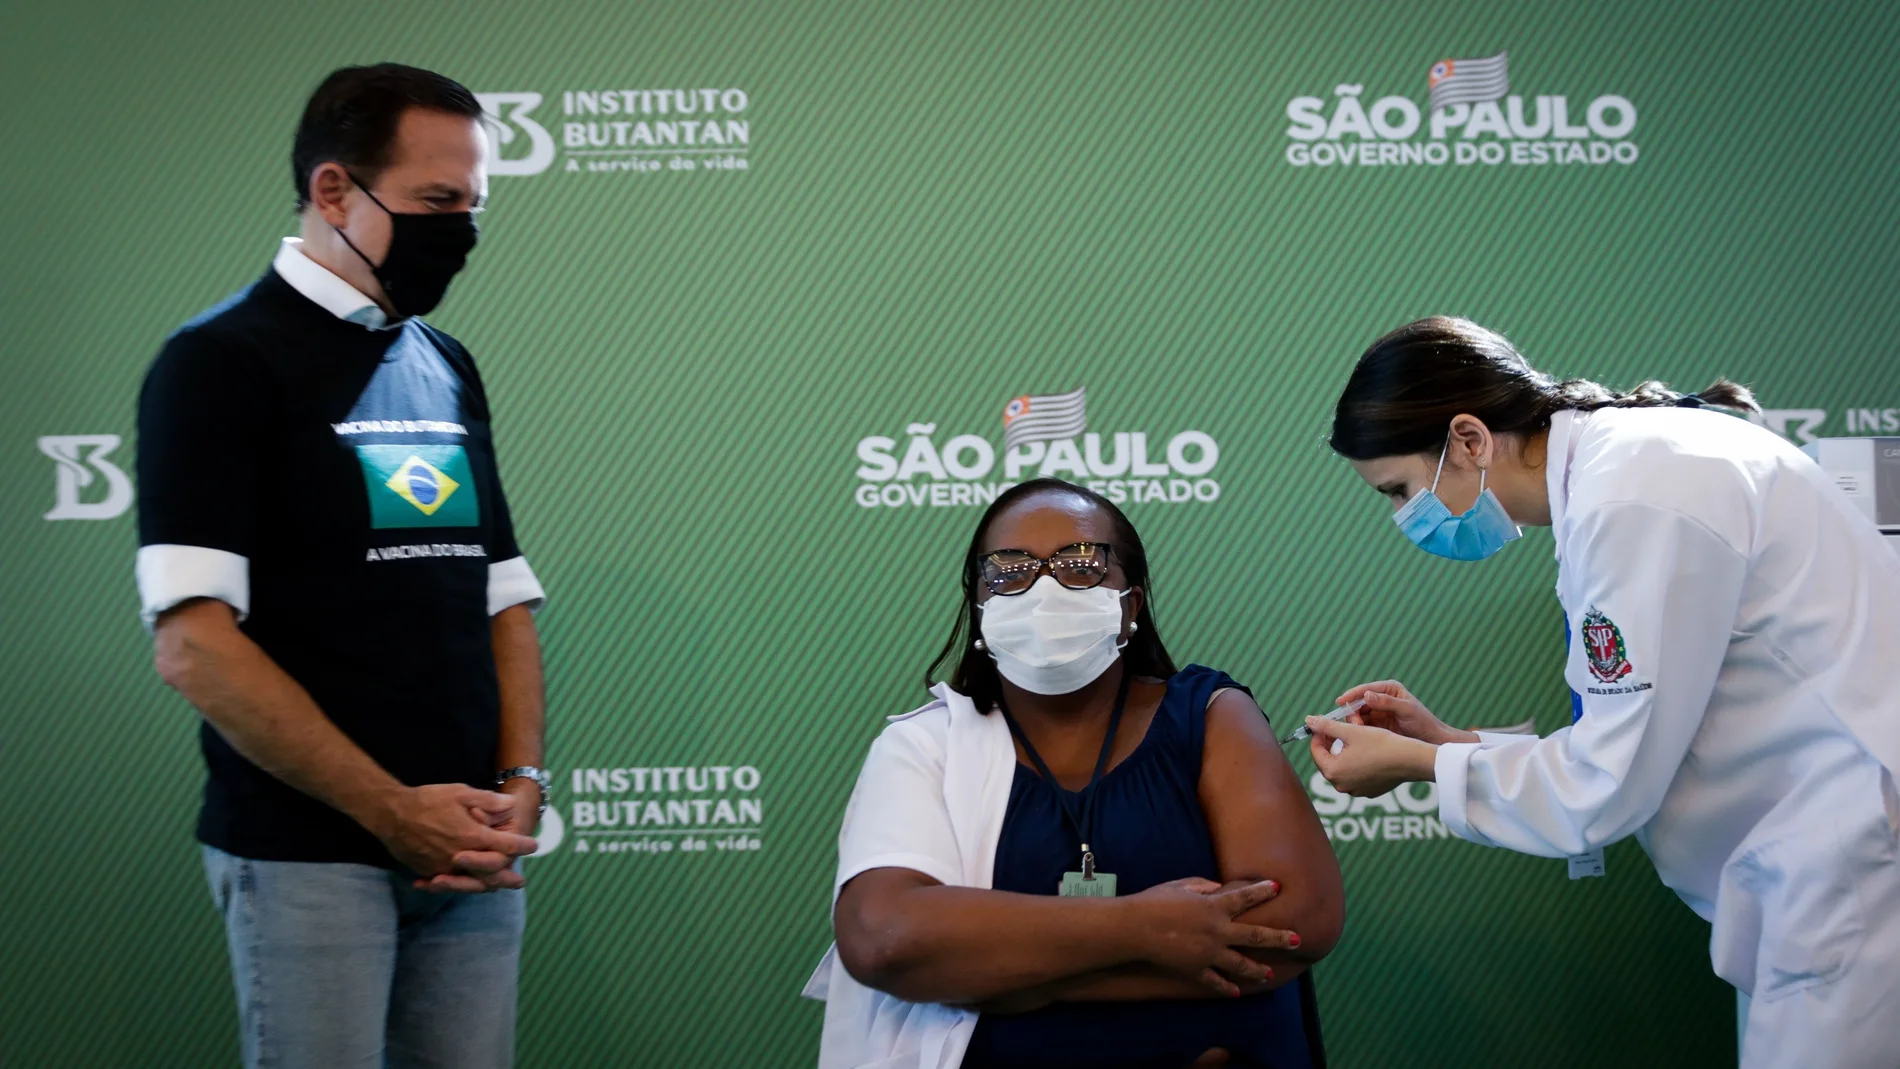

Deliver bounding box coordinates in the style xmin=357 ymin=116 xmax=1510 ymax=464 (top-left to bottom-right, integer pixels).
xmin=1433 ymin=408 xmax=1900 ymax=1069
xmin=802 ymin=683 xmax=1015 ymax=1069
xmin=804 ymin=680 xmax=1257 ymax=1067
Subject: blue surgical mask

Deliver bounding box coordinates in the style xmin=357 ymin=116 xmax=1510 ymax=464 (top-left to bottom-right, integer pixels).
xmin=1393 ymin=440 xmax=1522 ymax=561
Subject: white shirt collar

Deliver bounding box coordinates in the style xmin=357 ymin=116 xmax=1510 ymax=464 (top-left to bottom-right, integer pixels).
xmin=1545 ymin=408 xmax=1587 ymax=556
xmin=272 ymin=237 xmax=394 ymax=330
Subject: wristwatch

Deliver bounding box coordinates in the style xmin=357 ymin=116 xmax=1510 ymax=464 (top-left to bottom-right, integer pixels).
xmin=496 ymin=766 xmax=551 ymax=814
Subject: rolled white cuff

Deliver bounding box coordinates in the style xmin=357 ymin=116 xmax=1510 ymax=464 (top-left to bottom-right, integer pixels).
xmin=834 ymin=852 xmax=963 ymax=903
xmin=137 ymin=544 xmax=250 ymax=629
xmin=488 ymin=555 xmax=546 ymax=616
xmin=1434 ymin=741 xmax=1489 ymax=846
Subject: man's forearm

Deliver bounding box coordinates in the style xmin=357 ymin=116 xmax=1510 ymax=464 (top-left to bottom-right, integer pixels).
xmin=491 ymin=605 xmax=546 ymax=828
xmin=155 ymin=599 xmax=401 ymax=833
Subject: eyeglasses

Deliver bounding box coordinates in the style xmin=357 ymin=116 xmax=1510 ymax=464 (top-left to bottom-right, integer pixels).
xmin=979 ymin=542 xmax=1115 ymax=596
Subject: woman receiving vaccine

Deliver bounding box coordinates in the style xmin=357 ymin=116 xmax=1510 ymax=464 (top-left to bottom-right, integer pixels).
xmin=807 ymin=479 xmax=1344 ymax=1069
xmin=1306 ymin=317 xmax=1900 ymax=1069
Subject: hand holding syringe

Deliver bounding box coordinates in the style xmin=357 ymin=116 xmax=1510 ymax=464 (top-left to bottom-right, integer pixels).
xmin=1280 ymin=699 xmax=1366 ymax=753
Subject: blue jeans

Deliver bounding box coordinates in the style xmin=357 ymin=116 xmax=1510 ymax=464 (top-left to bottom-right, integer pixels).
xmin=202 ymin=845 xmax=526 ymax=1069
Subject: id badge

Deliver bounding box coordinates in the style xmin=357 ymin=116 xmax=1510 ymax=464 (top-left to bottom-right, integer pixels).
xmin=1059 ymin=871 xmax=1117 ymax=897
xmin=1567 ymin=848 xmax=1605 ymax=880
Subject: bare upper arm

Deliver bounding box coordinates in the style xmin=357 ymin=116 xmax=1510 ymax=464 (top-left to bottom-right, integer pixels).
xmin=834 ymin=866 xmax=942 ymax=930
xmin=491 ymin=602 xmax=536 ymax=631
xmin=832 ymin=866 xmax=945 ymax=981
xmin=1199 ymin=688 xmax=1345 ymax=956
xmin=489 ymin=602 xmax=540 ymax=660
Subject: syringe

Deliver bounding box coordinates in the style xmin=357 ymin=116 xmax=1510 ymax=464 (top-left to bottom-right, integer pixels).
xmin=1279 ymin=699 xmax=1367 ymax=747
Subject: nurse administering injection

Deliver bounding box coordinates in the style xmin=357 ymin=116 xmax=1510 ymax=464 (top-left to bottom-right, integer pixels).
xmin=1306 ymin=317 xmax=1900 ymax=1069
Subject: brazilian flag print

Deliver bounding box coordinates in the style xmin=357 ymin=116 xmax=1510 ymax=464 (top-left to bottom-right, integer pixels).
xmin=355 ymin=444 xmax=480 ymax=529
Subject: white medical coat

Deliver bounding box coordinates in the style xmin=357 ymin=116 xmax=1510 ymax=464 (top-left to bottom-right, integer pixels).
xmin=803 ymin=684 xmax=1015 ymax=1069
xmin=1433 ymin=408 xmax=1900 ymax=1061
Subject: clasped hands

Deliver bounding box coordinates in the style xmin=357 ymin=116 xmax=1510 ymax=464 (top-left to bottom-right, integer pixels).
xmin=1305 ymin=681 xmax=1481 ymax=797
xmin=366 ymin=779 xmax=543 ymax=894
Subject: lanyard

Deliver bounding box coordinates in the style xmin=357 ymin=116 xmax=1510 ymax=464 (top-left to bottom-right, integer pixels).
xmin=997 ymin=668 xmax=1131 ymax=871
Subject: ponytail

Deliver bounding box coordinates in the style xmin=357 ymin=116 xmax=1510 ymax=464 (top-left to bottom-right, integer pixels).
xmin=1549 ymin=376 xmax=1759 ymax=414
xmin=1328 ymin=317 xmax=1761 ymax=461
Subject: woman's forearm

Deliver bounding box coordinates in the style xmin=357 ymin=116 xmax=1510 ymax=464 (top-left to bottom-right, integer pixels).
xmin=837 ymin=880 xmax=1150 ymax=1005
xmin=1057 ymin=964 xmax=1267 ymax=1002
xmin=837 ymin=871 xmax=1285 ymax=1006
xmin=978 ymin=962 xmax=1288 ymax=1015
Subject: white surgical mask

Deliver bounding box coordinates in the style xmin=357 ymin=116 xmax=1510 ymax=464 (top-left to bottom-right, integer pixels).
xmin=978 ymin=574 xmax=1130 ymax=695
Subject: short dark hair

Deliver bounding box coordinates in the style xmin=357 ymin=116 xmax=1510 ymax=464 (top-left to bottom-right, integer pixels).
xmin=1328 ymin=316 xmax=1760 ymax=460
xmin=290 ymin=63 xmax=482 ymax=210
xmin=926 ymin=478 xmax=1177 ymax=714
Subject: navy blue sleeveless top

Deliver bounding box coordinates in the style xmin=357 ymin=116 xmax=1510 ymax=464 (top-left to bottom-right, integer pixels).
xmin=962 ymin=666 xmax=1323 ymax=1069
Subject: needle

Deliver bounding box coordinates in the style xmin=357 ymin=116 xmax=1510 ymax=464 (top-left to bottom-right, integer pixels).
xmin=1280 ymin=699 xmax=1367 ymax=746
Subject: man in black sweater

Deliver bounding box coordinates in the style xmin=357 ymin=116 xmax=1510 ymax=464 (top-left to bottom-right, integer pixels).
xmin=136 ymin=64 xmax=548 ymax=1069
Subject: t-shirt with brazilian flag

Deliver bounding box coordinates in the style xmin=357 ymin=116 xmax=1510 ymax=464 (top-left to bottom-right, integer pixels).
xmin=360 ymin=443 xmax=480 ymax=530
xmin=135 ymin=265 xmax=539 ymax=869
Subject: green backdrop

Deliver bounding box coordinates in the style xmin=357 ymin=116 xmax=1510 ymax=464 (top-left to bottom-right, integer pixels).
xmin=4 ymin=1 xmax=1897 ymax=1065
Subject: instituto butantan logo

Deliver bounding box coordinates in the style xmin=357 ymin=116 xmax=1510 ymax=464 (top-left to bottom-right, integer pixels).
xmin=526 ymin=802 xmax=566 ymax=857
xmin=477 ymin=88 xmax=750 ymax=178
xmin=854 ymin=387 xmax=1224 ymax=509
xmin=1752 ymin=405 xmax=1900 ymax=444
xmin=561 ymin=763 xmax=765 ymax=858
xmin=39 ymin=434 xmax=134 ymax=521
xmin=1284 ymin=51 xmax=1639 ymax=169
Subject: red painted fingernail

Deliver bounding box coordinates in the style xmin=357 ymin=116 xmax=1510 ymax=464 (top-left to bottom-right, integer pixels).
xmin=1266 ymin=880 xmax=1279 ymax=893
xmin=1288 ymin=933 xmax=1301 ymax=948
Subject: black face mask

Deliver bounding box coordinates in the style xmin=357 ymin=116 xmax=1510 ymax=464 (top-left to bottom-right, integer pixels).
xmin=334 ymin=174 xmax=480 ymax=319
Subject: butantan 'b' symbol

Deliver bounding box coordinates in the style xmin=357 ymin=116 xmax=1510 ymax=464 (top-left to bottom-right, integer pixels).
xmin=476 ymin=92 xmax=556 ymax=177
xmin=1751 ymin=409 xmax=1827 ymax=444
xmin=528 ymin=804 xmax=566 ymax=857
xmin=40 ymin=434 xmax=135 ymax=520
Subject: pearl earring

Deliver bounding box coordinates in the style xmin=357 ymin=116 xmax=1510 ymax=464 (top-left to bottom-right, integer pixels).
xmin=973 ymin=638 xmax=987 ymax=650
